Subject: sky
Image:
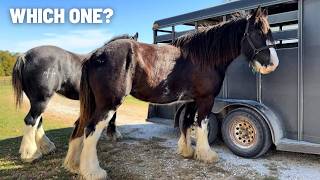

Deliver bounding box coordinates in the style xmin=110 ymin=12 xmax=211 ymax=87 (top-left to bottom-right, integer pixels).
xmin=0 ymin=0 xmax=224 ymax=53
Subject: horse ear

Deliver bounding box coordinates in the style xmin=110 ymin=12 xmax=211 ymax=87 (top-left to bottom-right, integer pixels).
xmin=133 ymin=32 xmax=139 ymax=40
xmin=262 ymin=8 xmax=268 ymax=17
xmin=251 ymin=6 xmax=262 ymax=18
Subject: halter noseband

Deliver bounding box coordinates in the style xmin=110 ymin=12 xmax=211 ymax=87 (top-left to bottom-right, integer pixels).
xmin=242 ymin=20 xmax=275 ymax=60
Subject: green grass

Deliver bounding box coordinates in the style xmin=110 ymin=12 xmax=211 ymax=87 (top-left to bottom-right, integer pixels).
xmin=0 ymin=84 xmax=71 ymax=140
xmin=125 ymin=95 xmax=148 ymax=106
xmin=0 ymin=82 xmax=147 ymax=140
xmin=0 ymin=78 xmax=148 ymax=179
xmin=0 ymin=82 xmax=76 ymax=179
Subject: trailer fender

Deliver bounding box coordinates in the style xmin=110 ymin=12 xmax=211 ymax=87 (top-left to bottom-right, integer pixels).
xmin=213 ymin=98 xmax=284 ymax=145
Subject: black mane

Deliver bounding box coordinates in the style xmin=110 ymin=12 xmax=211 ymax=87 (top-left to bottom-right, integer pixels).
xmin=173 ymin=17 xmax=248 ymax=69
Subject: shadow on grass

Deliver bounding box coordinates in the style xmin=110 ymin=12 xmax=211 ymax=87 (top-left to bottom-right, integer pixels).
xmin=0 ymin=123 xmax=178 ymax=180
xmin=0 ymin=127 xmax=77 ymax=179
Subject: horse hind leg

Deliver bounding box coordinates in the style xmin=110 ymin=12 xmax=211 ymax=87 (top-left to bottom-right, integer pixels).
xmin=105 ymin=112 xmax=122 ymax=141
xmin=178 ymin=128 xmax=194 ymax=158
xmin=35 ymin=117 xmax=56 ymax=155
xmin=20 ymin=99 xmax=54 ymax=162
xmin=177 ymin=103 xmax=197 ymax=158
xmin=20 ymin=112 xmax=42 ymax=162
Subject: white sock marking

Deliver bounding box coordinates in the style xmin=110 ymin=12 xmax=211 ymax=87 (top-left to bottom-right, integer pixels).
xmin=80 ymin=110 xmax=115 ymax=179
xmin=178 ymin=128 xmax=194 ymax=158
xmin=36 ymin=124 xmax=56 ymax=155
xmin=19 ymin=116 xmax=42 ymax=161
xmin=194 ymin=118 xmax=218 ymax=163
xmin=64 ymin=136 xmax=83 ymax=173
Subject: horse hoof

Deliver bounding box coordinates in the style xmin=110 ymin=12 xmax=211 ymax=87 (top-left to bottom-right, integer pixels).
xmin=178 ymin=150 xmax=194 ymax=159
xmin=177 ymin=145 xmax=194 ymax=158
xmin=81 ymin=168 xmax=108 ymax=180
xmin=194 ymin=148 xmax=219 ymax=163
xmin=177 ymin=141 xmax=194 ymax=158
xmin=20 ymin=150 xmax=42 ymax=162
xmin=105 ymin=130 xmax=122 ymax=142
xmin=39 ymin=139 xmax=56 ymax=155
xmin=63 ymin=160 xmax=80 ymax=174
xmin=114 ymin=130 xmax=123 ymax=141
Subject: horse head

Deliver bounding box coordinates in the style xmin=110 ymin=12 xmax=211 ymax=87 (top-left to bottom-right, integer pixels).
xmin=241 ymin=7 xmax=279 ymax=74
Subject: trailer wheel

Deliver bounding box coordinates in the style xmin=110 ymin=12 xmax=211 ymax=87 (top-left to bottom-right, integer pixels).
xmin=221 ymin=108 xmax=272 ymax=158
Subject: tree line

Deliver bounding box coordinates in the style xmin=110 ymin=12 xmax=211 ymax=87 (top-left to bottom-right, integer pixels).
xmin=0 ymin=51 xmax=17 ymax=76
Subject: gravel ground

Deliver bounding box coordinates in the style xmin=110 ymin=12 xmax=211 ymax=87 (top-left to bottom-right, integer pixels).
xmin=100 ymin=122 xmax=320 ymax=180
xmin=13 ymin=94 xmax=319 ymax=180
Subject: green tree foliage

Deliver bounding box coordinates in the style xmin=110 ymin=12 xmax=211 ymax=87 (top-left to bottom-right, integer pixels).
xmin=0 ymin=51 xmax=16 ymax=76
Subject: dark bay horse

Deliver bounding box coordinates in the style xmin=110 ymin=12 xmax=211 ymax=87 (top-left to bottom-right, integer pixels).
xmin=12 ymin=33 xmax=138 ymax=162
xmin=65 ymin=8 xmax=279 ymax=179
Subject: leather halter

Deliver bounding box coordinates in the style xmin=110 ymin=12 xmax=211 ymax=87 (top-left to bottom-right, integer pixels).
xmin=242 ymin=20 xmax=275 ymax=61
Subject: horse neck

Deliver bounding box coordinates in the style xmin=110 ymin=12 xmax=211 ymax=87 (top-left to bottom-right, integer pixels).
xmin=213 ymin=18 xmax=247 ymax=73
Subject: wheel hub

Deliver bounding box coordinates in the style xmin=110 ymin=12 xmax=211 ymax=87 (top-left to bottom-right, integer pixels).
xmin=229 ymin=116 xmax=257 ymax=148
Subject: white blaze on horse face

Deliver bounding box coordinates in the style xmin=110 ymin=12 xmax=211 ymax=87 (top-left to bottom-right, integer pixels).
xmin=80 ymin=110 xmax=115 ymax=179
xmin=267 ymin=40 xmax=279 ymax=70
xmin=19 ymin=116 xmax=42 ymax=162
xmin=194 ymin=118 xmax=219 ymax=163
xmin=255 ymin=40 xmax=279 ymax=74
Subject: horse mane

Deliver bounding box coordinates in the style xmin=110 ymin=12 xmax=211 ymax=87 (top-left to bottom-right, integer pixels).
xmin=104 ymin=34 xmax=136 ymax=45
xmin=172 ymin=18 xmax=247 ymax=69
xmin=172 ymin=14 xmax=272 ymax=69
xmin=81 ymin=33 xmax=138 ymax=61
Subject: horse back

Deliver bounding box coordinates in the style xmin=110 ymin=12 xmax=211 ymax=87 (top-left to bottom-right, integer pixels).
xmin=103 ymin=40 xmax=188 ymax=102
xmin=131 ymin=42 xmax=182 ymax=87
xmin=22 ymin=46 xmax=83 ymax=99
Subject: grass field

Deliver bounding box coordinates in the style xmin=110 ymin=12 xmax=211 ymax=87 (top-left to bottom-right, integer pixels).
xmin=0 ymin=77 xmax=148 ymax=179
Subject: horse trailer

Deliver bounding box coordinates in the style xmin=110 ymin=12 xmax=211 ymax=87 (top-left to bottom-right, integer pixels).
xmin=148 ymin=0 xmax=320 ymax=157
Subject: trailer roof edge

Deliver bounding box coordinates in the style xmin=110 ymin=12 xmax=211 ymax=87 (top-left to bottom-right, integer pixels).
xmin=153 ymin=0 xmax=297 ymax=29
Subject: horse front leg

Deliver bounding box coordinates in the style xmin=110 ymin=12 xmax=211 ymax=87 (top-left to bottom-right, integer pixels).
xmin=194 ymin=96 xmax=219 ymax=163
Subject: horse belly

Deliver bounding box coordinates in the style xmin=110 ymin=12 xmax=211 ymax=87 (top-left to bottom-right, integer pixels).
xmin=130 ymin=85 xmax=192 ymax=104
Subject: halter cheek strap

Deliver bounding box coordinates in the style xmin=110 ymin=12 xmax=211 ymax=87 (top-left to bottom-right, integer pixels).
xmin=242 ymin=20 xmax=275 ymax=60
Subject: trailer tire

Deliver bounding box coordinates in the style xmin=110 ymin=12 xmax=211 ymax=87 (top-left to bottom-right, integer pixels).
xmin=222 ymin=108 xmax=272 ymax=158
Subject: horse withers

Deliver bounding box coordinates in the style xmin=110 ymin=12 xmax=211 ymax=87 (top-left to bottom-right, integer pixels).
xmin=12 ymin=33 xmax=138 ymax=162
xmin=65 ymin=7 xmax=279 ymax=179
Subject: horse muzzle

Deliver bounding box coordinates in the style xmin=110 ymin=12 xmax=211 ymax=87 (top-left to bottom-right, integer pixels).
xmin=253 ymin=60 xmax=279 ymax=75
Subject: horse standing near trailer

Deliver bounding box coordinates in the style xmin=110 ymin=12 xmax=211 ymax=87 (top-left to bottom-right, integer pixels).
xmin=64 ymin=7 xmax=279 ymax=179
xmin=11 ymin=33 xmax=138 ymax=162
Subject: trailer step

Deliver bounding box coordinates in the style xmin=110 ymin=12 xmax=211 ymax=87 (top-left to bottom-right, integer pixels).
xmin=277 ymin=138 xmax=320 ymax=155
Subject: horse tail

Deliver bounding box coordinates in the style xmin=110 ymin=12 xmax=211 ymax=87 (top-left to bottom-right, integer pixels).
xmin=73 ymin=60 xmax=96 ymax=138
xmin=12 ymin=54 xmax=25 ymax=108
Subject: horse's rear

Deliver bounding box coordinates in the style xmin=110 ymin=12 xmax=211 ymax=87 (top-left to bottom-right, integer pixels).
xmin=12 ymin=45 xmax=82 ymax=162
xmin=13 ymin=34 xmax=139 ymax=164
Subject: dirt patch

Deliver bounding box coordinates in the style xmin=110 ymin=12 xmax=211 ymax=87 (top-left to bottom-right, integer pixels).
xmin=100 ymin=140 xmax=231 ymax=180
